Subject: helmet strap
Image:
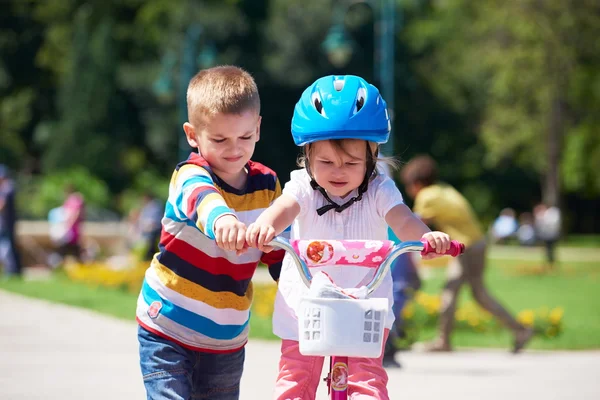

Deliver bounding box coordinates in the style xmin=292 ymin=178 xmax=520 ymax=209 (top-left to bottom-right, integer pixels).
xmin=310 ymin=179 xmax=365 ymax=216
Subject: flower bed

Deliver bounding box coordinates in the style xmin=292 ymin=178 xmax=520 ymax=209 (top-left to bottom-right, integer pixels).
xmin=64 ymin=263 xmax=564 ymax=347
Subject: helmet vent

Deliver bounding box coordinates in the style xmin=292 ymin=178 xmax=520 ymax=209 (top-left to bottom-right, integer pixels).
xmin=314 ymin=98 xmax=323 ymax=114
xmin=333 ymin=79 xmax=345 ymax=91
xmin=353 ymin=87 xmax=367 ymax=114
xmin=311 ymin=92 xmax=326 ymax=116
xmin=356 ymin=96 xmax=365 ymax=111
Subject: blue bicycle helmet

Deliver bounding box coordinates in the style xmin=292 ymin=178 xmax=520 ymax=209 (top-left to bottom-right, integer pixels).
xmin=291 ymin=75 xmax=390 ymax=146
xmin=291 ymin=75 xmax=392 ymax=216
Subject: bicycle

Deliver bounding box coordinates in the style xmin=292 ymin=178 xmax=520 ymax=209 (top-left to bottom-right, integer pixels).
xmin=269 ymin=237 xmax=464 ymax=400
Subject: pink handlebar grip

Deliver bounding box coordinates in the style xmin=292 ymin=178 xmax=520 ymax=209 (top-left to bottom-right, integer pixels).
xmin=420 ymin=239 xmax=465 ymax=257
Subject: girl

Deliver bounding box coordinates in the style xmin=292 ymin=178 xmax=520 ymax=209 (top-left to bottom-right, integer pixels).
xmin=246 ymin=75 xmax=451 ymax=400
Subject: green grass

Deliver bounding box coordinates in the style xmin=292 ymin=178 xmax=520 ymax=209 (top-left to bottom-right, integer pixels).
xmin=491 ymin=234 xmax=600 ymax=248
xmin=2 ymin=255 xmax=599 ymax=350
xmin=415 ymin=258 xmax=600 ymax=350
xmin=560 ymin=234 xmax=600 ymax=248
xmin=0 ymin=272 xmax=138 ymax=321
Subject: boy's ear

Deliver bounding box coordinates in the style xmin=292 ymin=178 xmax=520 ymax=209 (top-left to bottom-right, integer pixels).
xmin=255 ymin=116 xmax=262 ymax=142
xmin=183 ymin=123 xmax=199 ymax=148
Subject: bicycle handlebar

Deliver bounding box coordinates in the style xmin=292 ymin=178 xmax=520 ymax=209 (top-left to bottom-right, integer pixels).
xmin=268 ymin=237 xmax=464 ymax=295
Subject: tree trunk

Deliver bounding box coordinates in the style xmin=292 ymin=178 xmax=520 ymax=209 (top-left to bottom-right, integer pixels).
xmin=543 ymin=95 xmax=565 ymax=207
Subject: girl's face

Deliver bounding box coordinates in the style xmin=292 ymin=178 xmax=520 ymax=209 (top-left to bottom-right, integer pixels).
xmin=309 ymin=139 xmax=368 ymax=198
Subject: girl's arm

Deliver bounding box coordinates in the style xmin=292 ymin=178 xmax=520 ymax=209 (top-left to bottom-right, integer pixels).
xmin=246 ymin=194 xmax=300 ymax=252
xmin=385 ymin=204 xmax=450 ymax=255
xmin=386 ymin=204 xmax=430 ymax=241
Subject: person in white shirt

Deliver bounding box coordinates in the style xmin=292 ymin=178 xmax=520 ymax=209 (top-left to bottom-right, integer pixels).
xmin=245 ymin=75 xmax=452 ymax=400
xmin=534 ymin=203 xmax=561 ymax=268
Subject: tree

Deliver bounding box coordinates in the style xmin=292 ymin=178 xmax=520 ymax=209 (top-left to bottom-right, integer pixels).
xmin=406 ymin=0 xmax=600 ymax=207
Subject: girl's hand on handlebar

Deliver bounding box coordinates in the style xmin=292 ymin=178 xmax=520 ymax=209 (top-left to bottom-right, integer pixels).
xmin=421 ymin=231 xmax=451 ymax=259
xmin=246 ymin=222 xmax=276 ymax=253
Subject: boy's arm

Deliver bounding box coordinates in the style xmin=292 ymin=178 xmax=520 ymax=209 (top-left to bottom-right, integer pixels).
xmin=260 ymin=248 xmax=284 ymax=282
xmin=172 ymin=164 xmax=237 ymax=239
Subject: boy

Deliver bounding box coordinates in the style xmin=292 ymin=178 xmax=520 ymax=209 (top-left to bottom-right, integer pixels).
xmin=400 ymin=155 xmax=533 ymax=353
xmin=136 ymin=65 xmax=284 ymax=399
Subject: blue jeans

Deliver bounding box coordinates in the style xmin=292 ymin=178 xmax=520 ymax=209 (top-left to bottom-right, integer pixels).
xmin=384 ymin=253 xmax=421 ymax=356
xmin=138 ymin=326 xmax=245 ymax=400
xmin=0 ymin=234 xmax=22 ymax=276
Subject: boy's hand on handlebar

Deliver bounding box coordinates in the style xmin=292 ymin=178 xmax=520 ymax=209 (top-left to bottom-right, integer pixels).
xmin=421 ymin=231 xmax=451 ymax=259
xmin=214 ymin=215 xmax=247 ymax=255
xmin=246 ymin=223 xmax=276 ymax=253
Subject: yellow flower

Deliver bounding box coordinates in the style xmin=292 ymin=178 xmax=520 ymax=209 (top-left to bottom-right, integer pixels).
xmin=467 ymin=316 xmax=479 ymax=327
xmin=517 ymin=310 xmax=535 ymax=327
xmin=402 ymin=303 xmax=415 ymax=319
xmin=429 ymin=296 xmax=441 ymax=312
xmin=456 ymin=309 xmax=467 ymax=322
xmin=253 ymin=301 xmax=273 ymax=318
xmin=415 ymin=292 xmax=427 ymax=305
xmin=549 ymin=307 xmax=564 ymax=325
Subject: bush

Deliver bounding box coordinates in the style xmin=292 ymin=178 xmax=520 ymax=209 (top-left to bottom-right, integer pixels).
xmin=17 ymin=167 xmax=111 ymax=219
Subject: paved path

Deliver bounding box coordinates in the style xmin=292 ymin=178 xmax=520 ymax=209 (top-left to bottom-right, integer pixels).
xmin=1 ymin=290 xmax=599 ymax=400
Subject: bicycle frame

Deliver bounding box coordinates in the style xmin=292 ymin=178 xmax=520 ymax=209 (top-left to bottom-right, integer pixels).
xmin=268 ymin=237 xmax=442 ymax=400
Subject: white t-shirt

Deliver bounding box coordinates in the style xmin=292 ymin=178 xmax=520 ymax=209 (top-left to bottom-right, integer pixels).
xmin=272 ymin=169 xmax=404 ymax=340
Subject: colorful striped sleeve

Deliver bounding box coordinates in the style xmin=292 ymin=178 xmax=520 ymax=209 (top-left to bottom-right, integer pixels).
xmin=172 ymin=164 xmax=237 ymax=239
xmin=260 ymin=176 xmax=285 ymax=281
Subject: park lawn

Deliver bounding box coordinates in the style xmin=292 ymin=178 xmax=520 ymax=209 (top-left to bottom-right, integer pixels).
xmin=415 ymin=258 xmax=600 ymax=350
xmin=1 ymin=255 xmax=599 ymax=350
xmin=0 ymin=271 xmax=138 ymax=321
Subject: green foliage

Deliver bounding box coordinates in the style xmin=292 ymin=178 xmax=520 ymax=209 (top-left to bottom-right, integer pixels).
xmin=406 ymin=0 xmax=600 ymax=205
xmin=0 ymin=89 xmax=34 ymax=166
xmin=17 ymin=167 xmax=111 ymax=219
xmin=1 ymin=0 xmax=599 ymax=230
xmin=118 ymin=169 xmax=170 ymax=216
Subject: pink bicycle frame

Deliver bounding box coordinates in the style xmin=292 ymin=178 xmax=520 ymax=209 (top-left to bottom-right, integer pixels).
xmin=269 ymin=238 xmax=464 ymax=399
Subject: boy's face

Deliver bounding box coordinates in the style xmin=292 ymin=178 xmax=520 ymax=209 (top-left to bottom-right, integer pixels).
xmin=310 ymin=139 xmax=367 ymax=198
xmin=184 ymin=110 xmax=261 ymax=181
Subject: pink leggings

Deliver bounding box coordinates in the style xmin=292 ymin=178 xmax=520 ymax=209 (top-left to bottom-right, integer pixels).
xmin=273 ymin=329 xmax=390 ymax=400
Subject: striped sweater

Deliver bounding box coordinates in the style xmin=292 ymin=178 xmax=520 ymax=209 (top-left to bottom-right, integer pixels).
xmin=136 ymin=153 xmax=284 ymax=353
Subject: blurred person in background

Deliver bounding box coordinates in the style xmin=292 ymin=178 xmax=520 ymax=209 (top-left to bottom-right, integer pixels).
xmin=517 ymin=212 xmax=536 ymax=247
xmin=383 ymin=227 xmax=421 ymax=369
xmin=378 ymin=157 xmax=422 ymax=369
xmin=0 ymin=165 xmax=22 ymax=278
xmin=136 ymin=192 xmax=164 ymax=261
xmin=490 ymin=208 xmax=518 ymax=244
xmin=534 ymin=203 xmax=561 ymax=269
xmin=49 ymin=184 xmax=85 ymax=266
xmin=400 ymin=155 xmax=533 ymax=353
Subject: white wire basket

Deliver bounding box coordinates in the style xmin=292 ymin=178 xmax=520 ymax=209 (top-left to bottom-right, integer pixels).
xmin=298 ymin=296 xmax=388 ymax=358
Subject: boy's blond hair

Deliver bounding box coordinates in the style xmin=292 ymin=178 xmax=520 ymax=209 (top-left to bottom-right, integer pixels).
xmin=186 ymin=65 xmax=260 ymax=127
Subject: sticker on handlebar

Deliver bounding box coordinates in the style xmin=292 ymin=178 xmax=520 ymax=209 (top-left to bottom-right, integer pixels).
xmin=291 ymin=240 xmax=394 ymax=268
